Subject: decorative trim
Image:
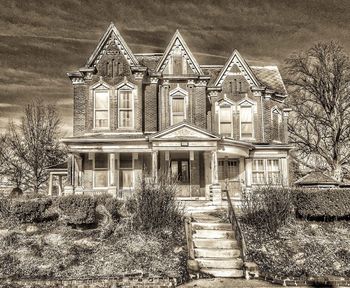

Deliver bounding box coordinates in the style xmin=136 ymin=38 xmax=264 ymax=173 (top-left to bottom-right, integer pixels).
xmin=156 ymin=30 xmax=203 ymax=75
xmin=214 ymin=49 xmax=260 ymax=87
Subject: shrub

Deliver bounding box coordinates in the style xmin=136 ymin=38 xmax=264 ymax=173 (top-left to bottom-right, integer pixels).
xmin=94 ymin=194 xmax=122 ymax=221
xmin=293 ymin=188 xmax=350 ymax=220
xmin=131 ymin=176 xmax=184 ymax=234
xmin=241 ymin=186 xmax=294 ymax=234
xmin=0 ymin=198 xmax=52 ymax=223
xmin=58 ymin=195 xmax=96 ymax=226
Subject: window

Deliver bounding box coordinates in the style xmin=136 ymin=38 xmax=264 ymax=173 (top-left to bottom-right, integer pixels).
xmin=94 ymin=89 xmax=109 ymax=128
xmin=119 ymin=153 xmax=133 ymax=189
xmin=172 ymin=47 xmax=184 ymax=74
xmin=219 ymin=104 xmax=232 ymax=137
xmin=252 ymin=159 xmax=281 ymax=185
xmin=267 ymin=159 xmax=280 ymax=184
xmin=118 ymin=89 xmax=133 ymax=128
xmin=272 ymin=108 xmax=283 ymax=141
xmin=240 ymin=103 xmax=254 ymax=139
xmin=171 ymin=160 xmax=189 ymax=183
xmin=171 ymin=97 xmax=186 ymax=124
xmin=252 ymin=160 xmax=265 ymax=184
xmin=94 ymin=153 xmax=108 ymax=188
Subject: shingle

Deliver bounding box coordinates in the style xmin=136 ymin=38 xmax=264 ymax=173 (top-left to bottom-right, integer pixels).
xmin=250 ymin=66 xmax=287 ymax=95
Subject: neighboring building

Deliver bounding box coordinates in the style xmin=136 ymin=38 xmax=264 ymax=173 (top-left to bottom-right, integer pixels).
xmin=61 ymin=23 xmax=292 ymax=204
xmin=295 ymin=171 xmax=342 ymax=189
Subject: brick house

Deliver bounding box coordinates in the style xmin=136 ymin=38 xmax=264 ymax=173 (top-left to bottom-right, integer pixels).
xmin=60 ymin=23 xmax=292 ymax=204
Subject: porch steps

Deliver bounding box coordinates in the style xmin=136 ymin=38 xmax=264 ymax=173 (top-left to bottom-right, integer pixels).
xmin=187 ymin=210 xmax=244 ymax=278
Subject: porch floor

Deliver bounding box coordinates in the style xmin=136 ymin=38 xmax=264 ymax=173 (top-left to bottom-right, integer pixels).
xmin=178 ymin=199 xmax=228 ymax=215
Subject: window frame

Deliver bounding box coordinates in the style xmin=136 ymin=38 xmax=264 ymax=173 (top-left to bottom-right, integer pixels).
xmin=119 ymin=153 xmax=134 ymax=190
xmin=252 ymin=158 xmax=282 ymax=186
xmin=93 ymin=153 xmax=109 ymax=189
xmin=170 ymin=87 xmax=188 ymax=125
xmin=239 ymin=100 xmax=255 ymax=140
xmin=271 ymin=107 xmax=283 ymax=142
xmin=93 ymin=86 xmax=110 ymax=130
xmin=117 ymin=85 xmax=135 ymax=129
xmin=218 ymin=102 xmax=233 ymax=137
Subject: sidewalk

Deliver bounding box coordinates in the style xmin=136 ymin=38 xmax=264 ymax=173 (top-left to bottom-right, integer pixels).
xmin=178 ymin=278 xmax=300 ymax=288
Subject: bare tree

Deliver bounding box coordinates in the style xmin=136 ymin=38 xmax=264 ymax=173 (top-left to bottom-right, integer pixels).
xmin=2 ymin=100 xmax=66 ymax=193
xmin=285 ymin=41 xmax=350 ymax=181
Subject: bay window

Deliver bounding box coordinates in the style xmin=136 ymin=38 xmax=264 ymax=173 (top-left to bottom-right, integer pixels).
xmin=252 ymin=159 xmax=265 ymax=184
xmin=252 ymin=159 xmax=281 ymax=185
xmin=267 ymin=159 xmax=281 ymax=184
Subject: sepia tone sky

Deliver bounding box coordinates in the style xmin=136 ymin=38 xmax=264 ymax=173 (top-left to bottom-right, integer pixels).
xmin=0 ymin=0 xmax=350 ymax=135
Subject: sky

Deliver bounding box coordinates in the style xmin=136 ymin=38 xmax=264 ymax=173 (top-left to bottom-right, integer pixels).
xmin=0 ymin=0 xmax=350 ymax=135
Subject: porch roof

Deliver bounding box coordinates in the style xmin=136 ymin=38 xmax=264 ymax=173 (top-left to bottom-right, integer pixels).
xmin=61 ymin=133 xmax=147 ymax=143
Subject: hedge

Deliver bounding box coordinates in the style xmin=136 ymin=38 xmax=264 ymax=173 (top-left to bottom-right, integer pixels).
xmin=0 ymin=198 xmax=52 ymax=223
xmin=58 ymin=195 xmax=97 ymax=225
xmin=293 ymin=189 xmax=350 ymax=220
xmin=94 ymin=194 xmax=122 ymax=221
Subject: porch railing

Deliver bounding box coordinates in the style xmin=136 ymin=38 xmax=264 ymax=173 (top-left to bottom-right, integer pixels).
xmin=225 ymin=189 xmax=247 ymax=263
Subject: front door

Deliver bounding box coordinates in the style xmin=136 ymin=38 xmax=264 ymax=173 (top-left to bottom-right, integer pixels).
xmin=218 ymin=158 xmax=240 ymax=199
xmin=171 ymin=159 xmax=191 ymax=197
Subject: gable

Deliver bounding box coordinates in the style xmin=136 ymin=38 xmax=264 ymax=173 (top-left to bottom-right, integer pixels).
xmin=214 ymin=50 xmax=260 ymax=87
xmin=156 ymin=30 xmax=203 ymax=75
xmin=151 ymin=123 xmax=219 ymax=140
xmin=86 ymin=23 xmax=139 ymax=69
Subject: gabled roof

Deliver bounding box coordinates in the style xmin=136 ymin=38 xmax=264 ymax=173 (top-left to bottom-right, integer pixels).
xmin=86 ymin=22 xmax=139 ymax=68
xmin=250 ymin=66 xmax=287 ymax=95
xmin=295 ymin=171 xmax=340 ymax=186
xmin=214 ymin=49 xmax=260 ymax=87
xmin=155 ymin=30 xmax=203 ymax=75
xmin=150 ymin=122 xmax=219 ymax=141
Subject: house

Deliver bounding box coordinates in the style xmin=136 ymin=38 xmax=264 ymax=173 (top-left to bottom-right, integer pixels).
xmin=61 ymin=23 xmax=292 ymax=205
xmin=295 ymin=171 xmax=343 ymax=189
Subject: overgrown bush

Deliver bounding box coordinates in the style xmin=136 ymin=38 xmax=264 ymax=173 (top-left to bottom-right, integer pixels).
xmin=241 ymin=186 xmax=293 ymax=234
xmin=293 ymin=188 xmax=350 ymax=220
xmin=129 ymin=176 xmax=184 ymax=234
xmin=0 ymin=198 xmax=52 ymax=223
xmin=58 ymin=195 xmax=96 ymax=226
xmin=94 ymin=194 xmax=122 ymax=221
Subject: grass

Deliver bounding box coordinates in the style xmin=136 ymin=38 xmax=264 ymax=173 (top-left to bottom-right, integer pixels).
xmin=241 ymin=220 xmax=350 ymax=278
xmin=0 ymin=212 xmax=187 ymax=280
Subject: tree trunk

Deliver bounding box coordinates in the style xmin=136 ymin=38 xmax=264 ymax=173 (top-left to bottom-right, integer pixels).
xmin=332 ymin=163 xmax=342 ymax=182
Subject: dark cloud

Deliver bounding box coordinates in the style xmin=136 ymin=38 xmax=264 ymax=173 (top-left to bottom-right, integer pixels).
xmin=0 ymin=0 xmax=350 ymax=134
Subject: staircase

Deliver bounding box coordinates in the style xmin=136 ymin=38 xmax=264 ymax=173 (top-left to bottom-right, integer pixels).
xmin=186 ymin=211 xmax=244 ymax=278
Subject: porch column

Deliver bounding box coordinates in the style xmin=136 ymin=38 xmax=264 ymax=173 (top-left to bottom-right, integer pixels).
xmin=239 ymin=157 xmax=245 ymax=186
xmin=74 ymin=155 xmax=83 ymax=194
xmin=210 ymin=150 xmax=221 ymax=205
xmin=152 ymin=151 xmax=158 ymax=181
xmin=58 ymin=175 xmax=63 ymax=196
xmin=281 ymin=157 xmax=289 ymax=186
xmin=64 ymin=154 xmax=74 ymax=194
xmin=108 ymin=153 xmax=117 ymax=197
xmin=48 ymin=172 xmax=53 ymax=196
xmin=245 ymin=158 xmax=252 ymax=188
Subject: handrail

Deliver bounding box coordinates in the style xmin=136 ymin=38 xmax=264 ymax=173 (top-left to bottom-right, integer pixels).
xmin=184 ymin=216 xmax=195 ymax=260
xmin=225 ymin=189 xmax=247 ymax=263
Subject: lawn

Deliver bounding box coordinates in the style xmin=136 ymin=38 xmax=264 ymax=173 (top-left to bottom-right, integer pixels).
xmin=241 ymin=220 xmax=350 ymax=278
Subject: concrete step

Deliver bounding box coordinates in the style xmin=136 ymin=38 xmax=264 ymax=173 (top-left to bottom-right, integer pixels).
xmin=192 ymin=222 xmax=232 ymax=230
xmin=200 ymin=268 xmax=244 ymax=278
xmin=193 ymin=239 xmax=239 ymax=249
xmin=193 ymin=229 xmax=235 ymax=239
xmin=197 ymin=258 xmax=243 ymax=269
xmin=194 ymin=248 xmax=241 ymax=258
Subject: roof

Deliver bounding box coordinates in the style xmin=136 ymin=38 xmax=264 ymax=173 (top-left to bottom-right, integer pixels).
xmin=295 ymin=171 xmax=340 ymax=186
xmin=61 ymin=133 xmax=147 ymax=143
xmin=250 ymin=66 xmax=287 ymax=95
xmin=135 ymin=54 xmax=162 ymax=71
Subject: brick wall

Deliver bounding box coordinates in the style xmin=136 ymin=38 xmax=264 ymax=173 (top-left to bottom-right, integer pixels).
xmin=144 ymin=83 xmax=158 ymax=132
xmin=73 ymin=84 xmax=87 ymax=136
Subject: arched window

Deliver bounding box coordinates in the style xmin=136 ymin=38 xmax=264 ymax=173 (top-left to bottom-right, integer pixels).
xmin=272 ymin=107 xmax=283 ymax=141
xmin=117 ymin=82 xmax=135 ymax=129
xmin=93 ymin=84 xmax=110 ymax=129
xmin=239 ymin=100 xmax=255 ymax=139
xmin=219 ymin=101 xmax=233 ymax=137
xmin=170 ymin=87 xmax=188 ymax=125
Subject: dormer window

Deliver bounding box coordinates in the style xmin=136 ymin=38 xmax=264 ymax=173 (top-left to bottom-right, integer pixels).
xmin=170 ymin=86 xmax=188 ymax=125
xmin=239 ymin=100 xmax=255 ymax=139
xmin=93 ymin=86 xmax=109 ymax=129
xmin=219 ymin=101 xmax=233 ymax=137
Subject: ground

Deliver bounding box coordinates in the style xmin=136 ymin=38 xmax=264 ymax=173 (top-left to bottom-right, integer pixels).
xmin=178 ymin=278 xmax=285 ymax=287
xmin=0 ymin=217 xmax=186 ymax=280
xmin=242 ymin=220 xmax=350 ymax=278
